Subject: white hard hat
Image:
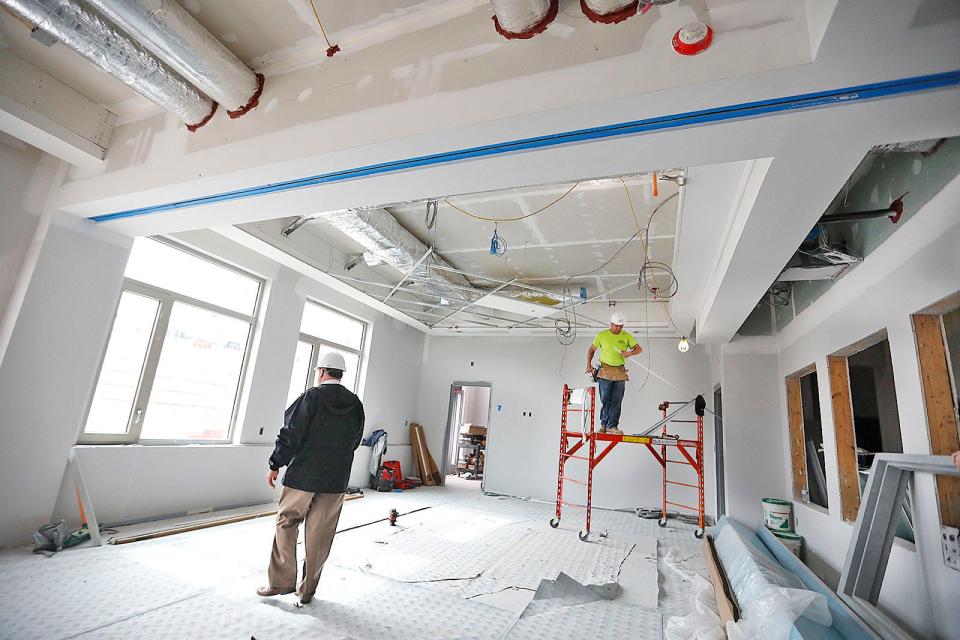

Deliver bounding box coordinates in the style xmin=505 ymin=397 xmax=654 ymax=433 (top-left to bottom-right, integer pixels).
xmin=610 ymin=311 xmax=626 ymax=326
xmin=316 ymin=350 xmax=347 ymax=371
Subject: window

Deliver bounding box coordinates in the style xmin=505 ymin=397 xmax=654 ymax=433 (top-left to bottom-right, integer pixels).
xmin=828 ymin=336 xmax=911 ymax=542
xmin=786 ymin=367 xmax=829 ymax=509
xmin=913 ymin=300 xmax=960 ymax=529
xmin=284 ymin=301 xmax=366 ymax=404
xmin=82 ymin=238 xmax=261 ymax=443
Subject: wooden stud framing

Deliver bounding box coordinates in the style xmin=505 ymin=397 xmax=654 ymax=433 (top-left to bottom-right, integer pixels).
xmin=786 ymin=376 xmax=808 ymax=501
xmin=913 ymin=314 xmax=960 ymax=528
xmin=828 ymin=355 xmax=861 ymax=523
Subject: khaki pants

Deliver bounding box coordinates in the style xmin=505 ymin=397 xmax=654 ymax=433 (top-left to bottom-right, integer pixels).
xmin=267 ymin=486 xmax=344 ymax=600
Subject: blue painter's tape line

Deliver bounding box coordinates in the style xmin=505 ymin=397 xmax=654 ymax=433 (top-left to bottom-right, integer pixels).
xmin=89 ymin=70 xmax=960 ymax=223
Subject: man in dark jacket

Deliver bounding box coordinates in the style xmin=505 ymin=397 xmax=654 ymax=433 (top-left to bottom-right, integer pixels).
xmin=257 ymin=351 xmax=364 ymax=605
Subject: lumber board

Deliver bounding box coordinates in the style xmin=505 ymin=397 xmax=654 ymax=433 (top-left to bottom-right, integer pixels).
xmin=828 ymin=355 xmax=860 ymax=522
xmin=913 ymin=314 xmax=960 ymax=528
xmin=108 ymin=494 xmax=363 ymax=544
xmin=786 ymin=376 xmax=808 ymax=502
xmin=705 ymin=535 xmax=739 ymax=635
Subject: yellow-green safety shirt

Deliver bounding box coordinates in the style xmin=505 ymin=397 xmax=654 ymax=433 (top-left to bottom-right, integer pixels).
xmin=593 ymin=329 xmax=637 ymax=367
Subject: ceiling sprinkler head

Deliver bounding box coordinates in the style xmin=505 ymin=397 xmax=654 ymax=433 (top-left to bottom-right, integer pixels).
xmin=672 ymin=22 xmax=713 ymax=56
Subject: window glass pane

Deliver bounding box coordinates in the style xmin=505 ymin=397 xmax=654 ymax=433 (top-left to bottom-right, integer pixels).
xmin=84 ymin=292 xmax=159 ymax=434
xmin=944 ymin=307 xmax=960 ymax=398
xmin=140 ymin=303 xmax=250 ymax=440
xmin=318 ymin=346 xmax=360 ymax=393
xmin=799 ymin=371 xmax=829 ymax=509
xmin=301 ymin=302 xmax=364 ymax=349
xmin=286 ymin=341 xmax=313 ymax=407
xmin=125 ymin=238 xmax=260 ymax=316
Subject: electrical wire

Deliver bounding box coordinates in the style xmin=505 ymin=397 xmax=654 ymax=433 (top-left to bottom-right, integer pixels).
xmin=555 ymin=189 xmax=681 ymax=381
xmin=444 ymin=182 xmax=580 ymax=222
xmin=307 ymin=0 xmax=340 ymax=56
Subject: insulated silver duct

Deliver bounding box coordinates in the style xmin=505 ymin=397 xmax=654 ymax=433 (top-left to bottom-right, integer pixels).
xmin=85 ymin=0 xmax=261 ymax=114
xmin=315 ymin=209 xmax=474 ymax=303
xmin=491 ymin=0 xmax=554 ymax=37
xmin=583 ymin=0 xmax=635 ymax=14
xmin=1 ymin=0 xmax=214 ymax=128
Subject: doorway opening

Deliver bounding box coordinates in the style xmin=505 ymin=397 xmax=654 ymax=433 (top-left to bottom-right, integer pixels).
xmin=443 ymin=382 xmax=491 ymax=487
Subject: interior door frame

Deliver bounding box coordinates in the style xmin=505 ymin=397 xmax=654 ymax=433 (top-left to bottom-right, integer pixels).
xmin=441 ymin=381 xmax=492 ymax=487
xmin=714 ymin=384 xmax=726 ymax=517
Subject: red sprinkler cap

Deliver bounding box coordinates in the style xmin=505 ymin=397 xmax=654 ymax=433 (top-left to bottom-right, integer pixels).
xmin=672 ymin=22 xmax=713 ymax=56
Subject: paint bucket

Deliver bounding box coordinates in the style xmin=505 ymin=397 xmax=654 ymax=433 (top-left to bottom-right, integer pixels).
xmin=762 ymin=498 xmax=794 ymax=531
xmin=773 ymin=530 xmax=803 ymax=557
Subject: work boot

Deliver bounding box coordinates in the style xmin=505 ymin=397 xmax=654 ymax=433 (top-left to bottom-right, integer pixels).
xmin=597 ymin=426 xmax=608 ymax=434
xmin=606 ymin=427 xmax=623 ymax=435
xmin=256 ymin=586 xmax=294 ymax=597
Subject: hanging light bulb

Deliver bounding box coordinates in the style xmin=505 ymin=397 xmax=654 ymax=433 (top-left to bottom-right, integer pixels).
xmin=677 ymin=337 xmax=690 ymax=353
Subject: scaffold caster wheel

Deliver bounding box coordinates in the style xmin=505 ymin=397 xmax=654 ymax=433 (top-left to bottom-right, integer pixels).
xmin=658 ymin=517 xmax=668 ymax=528
xmin=579 ymin=530 xmax=590 ymax=541
xmin=549 ymin=517 xmax=560 ymax=528
xmin=695 ymin=528 xmax=705 ymax=539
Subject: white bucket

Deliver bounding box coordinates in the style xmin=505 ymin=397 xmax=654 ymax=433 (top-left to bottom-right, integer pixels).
xmin=762 ymin=498 xmax=794 ymax=531
xmin=773 ymin=530 xmax=803 ymax=557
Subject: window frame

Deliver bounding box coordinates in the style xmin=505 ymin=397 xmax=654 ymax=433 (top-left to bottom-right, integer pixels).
xmin=826 ymin=330 xmax=903 ymax=523
xmin=786 ymin=363 xmax=830 ymax=511
xmin=79 ymin=238 xmax=263 ymax=445
xmin=289 ymin=300 xmax=367 ymax=398
xmin=912 ymin=297 xmax=960 ymax=529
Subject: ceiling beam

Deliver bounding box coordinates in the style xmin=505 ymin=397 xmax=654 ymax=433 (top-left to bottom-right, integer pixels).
xmin=0 ymin=51 xmax=114 ymax=167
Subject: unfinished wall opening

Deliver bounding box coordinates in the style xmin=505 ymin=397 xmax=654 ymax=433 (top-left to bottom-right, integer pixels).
xmin=828 ymin=334 xmax=911 ymax=542
xmin=913 ymin=292 xmax=960 ymax=530
xmin=787 ymin=366 xmax=828 ymax=509
xmin=443 ymin=383 xmax=490 ymax=484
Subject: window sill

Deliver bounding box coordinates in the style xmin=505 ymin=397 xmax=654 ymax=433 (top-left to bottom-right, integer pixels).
xmin=794 ymin=500 xmax=830 ymax=516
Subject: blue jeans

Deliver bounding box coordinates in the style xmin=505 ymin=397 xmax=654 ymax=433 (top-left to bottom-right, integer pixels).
xmin=597 ymin=378 xmax=625 ymax=428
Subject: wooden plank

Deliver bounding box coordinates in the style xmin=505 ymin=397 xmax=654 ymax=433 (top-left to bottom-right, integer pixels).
xmin=914 ymin=314 xmax=960 ymax=528
xmin=108 ymin=494 xmax=364 ymax=545
xmin=705 ymin=535 xmax=739 ymax=633
xmin=828 ymin=356 xmax=860 ymax=522
xmin=786 ymin=376 xmax=808 ymax=502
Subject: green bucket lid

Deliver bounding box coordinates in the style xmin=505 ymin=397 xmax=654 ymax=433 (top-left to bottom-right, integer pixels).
xmin=773 ymin=530 xmax=801 ymax=540
xmin=762 ymin=498 xmax=792 ymax=506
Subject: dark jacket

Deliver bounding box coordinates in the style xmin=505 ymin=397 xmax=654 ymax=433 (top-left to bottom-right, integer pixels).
xmin=269 ymin=383 xmax=365 ymax=493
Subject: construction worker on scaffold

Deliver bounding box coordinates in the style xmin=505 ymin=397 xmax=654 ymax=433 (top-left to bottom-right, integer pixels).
xmin=585 ymin=311 xmax=642 ymax=435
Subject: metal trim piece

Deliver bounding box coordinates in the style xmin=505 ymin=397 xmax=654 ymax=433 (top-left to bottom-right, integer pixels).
xmin=89 ymin=70 xmax=960 ymax=223
xmin=838 ymin=454 xmax=960 ymax=640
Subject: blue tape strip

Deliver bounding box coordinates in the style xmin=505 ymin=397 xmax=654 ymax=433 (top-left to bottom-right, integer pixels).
xmin=89 ymin=70 xmax=960 ymax=223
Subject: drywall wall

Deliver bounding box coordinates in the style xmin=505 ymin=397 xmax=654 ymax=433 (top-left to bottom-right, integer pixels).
xmin=718 ymin=347 xmax=790 ymax=528
xmin=0 ymin=213 xmax=132 ymax=546
xmin=417 ymin=335 xmax=713 ymax=515
xmin=776 ymin=174 xmax=960 ymax=638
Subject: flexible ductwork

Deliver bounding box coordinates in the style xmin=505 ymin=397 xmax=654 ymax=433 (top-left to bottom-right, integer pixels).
xmin=85 ymin=0 xmax=262 ymax=116
xmin=491 ymin=0 xmax=557 ymax=39
xmin=316 ymin=209 xmax=473 ymax=303
xmin=1 ymin=0 xmax=214 ymax=128
xmin=581 ymin=0 xmax=638 ymax=24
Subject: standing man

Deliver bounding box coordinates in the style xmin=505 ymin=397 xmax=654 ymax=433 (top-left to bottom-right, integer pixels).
xmin=257 ymin=351 xmax=365 ymax=605
xmin=585 ymin=311 xmax=642 ymax=435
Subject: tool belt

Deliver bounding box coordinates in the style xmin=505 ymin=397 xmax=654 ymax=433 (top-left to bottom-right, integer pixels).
xmin=598 ymin=363 xmax=629 ymax=382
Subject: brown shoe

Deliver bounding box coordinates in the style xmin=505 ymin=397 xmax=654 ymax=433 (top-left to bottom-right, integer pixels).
xmin=606 ymin=427 xmax=623 ymax=435
xmin=298 ymin=595 xmax=313 ymax=605
xmin=257 ymin=586 xmax=294 ymax=597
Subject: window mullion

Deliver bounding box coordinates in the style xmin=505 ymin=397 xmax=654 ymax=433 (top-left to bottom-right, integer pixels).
xmin=128 ymin=296 xmax=174 ymax=441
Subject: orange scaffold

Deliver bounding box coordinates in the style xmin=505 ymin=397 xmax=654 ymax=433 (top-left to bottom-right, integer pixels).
xmin=550 ymin=384 xmax=706 ymax=540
